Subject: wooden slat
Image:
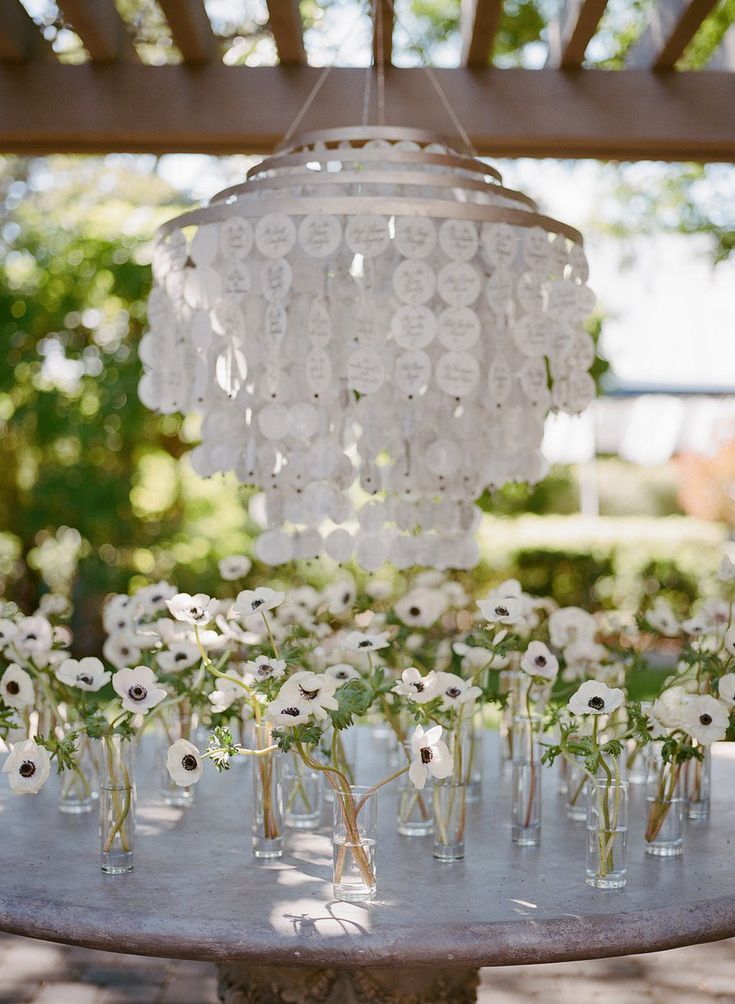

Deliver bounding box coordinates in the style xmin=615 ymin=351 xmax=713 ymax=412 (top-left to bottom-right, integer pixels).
xmin=546 ymin=0 xmax=609 ymax=69
xmin=0 ymin=0 xmax=54 ymax=62
xmin=708 ymin=22 xmax=735 ymax=70
xmin=628 ymin=0 xmax=719 ymax=70
xmin=373 ymin=0 xmax=394 ymax=67
xmin=265 ymin=0 xmax=305 ymax=65
xmin=57 ymin=0 xmax=137 ymax=63
xmin=0 ymin=64 xmax=734 ymax=161
xmin=461 ymin=0 xmax=503 ymax=68
xmin=157 ymin=0 xmax=218 ymax=64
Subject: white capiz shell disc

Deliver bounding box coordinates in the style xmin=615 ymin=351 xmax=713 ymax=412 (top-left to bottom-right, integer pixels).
xmin=324 ymin=528 xmax=354 ymax=563
xmin=255 ymin=530 xmax=294 ymax=565
xmin=355 ymin=532 xmax=388 ymax=572
xmin=191 ymin=225 xmax=220 ymax=266
xmin=293 ymin=529 xmax=323 ymax=560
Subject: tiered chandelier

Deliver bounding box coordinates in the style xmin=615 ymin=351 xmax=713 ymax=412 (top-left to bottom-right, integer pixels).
xmin=140 ymin=124 xmax=595 ymax=570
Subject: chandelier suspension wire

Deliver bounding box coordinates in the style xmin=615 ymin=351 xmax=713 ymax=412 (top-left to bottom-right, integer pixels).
xmin=375 ymin=0 xmax=387 ymax=127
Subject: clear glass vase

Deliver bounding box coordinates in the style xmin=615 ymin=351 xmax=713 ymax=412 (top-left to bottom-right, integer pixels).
xmin=586 ymin=779 xmax=628 ymax=889
xmin=59 ymin=732 xmax=99 ymax=814
xmin=283 ymin=752 xmax=323 ymax=830
xmin=499 ymin=669 xmax=519 ymax=765
xmin=511 ymin=714 xmax=542 ymax=846
xmin=100 ymin=735 xmax=135 ymax=874
xmin=333 ymin=786 xmax=377 ymax=902
xmin=645 ymin=747 xmax=684 ymax=856
xmin=157 ymin=702 xmax=198 ymax=808
xmin=464 ymin=723 xmax=483 ymax=803
xmin=565 ymin=758 xmax=588 ymax=821
xmin=321 ymin=726 xmax=357 ymax=804
xmin=250 ymin=722 xmax=284 ymax=858
xmin=433 ymin=779 xmax=466 ymax=860
xmin=397 ymin=742 xmax=433 ymax=836
xmin=684 ymin=745 xmax=711 ymax=821
xmin=625 ymin=738 xmax=647 ymax=785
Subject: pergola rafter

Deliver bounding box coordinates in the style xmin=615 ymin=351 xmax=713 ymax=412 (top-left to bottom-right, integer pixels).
xmin=56 ymin=0 xmax=138 ymax=63
xmin=373 ymin=0 xmax=394 ymax=69
xmin=0 ymin=0 xmax=732 ymax=162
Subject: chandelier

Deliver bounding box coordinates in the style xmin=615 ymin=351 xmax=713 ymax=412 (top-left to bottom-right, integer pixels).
xmin=139 ymin=125 xmax=595 ymax=570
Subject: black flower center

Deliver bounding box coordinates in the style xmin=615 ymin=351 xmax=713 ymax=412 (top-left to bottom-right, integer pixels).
xmin=181 ymin=754 xmax=198 ymax=772
xmin=258 ymin=664 xmax=272 ymax=677
xmin=77 ymin=674 xmax=94 ymax=686
xmin=358 ymin=640 xmax=372 ymax=649
xmin=299 ymin=685 xmax=320 ymax=701
xmin=25 ymin=633 xmax=37 ymax=641
xmin=120 ymin=647 xmax=130 ymax=657
xmin=282 ymin=706 xmax=301 ymax=717
xmin=588 ymin=696 xmax=605 ymax=710
xmin=413 ymin=681 xmax=425 ymax=693
xmin=496 ymin=605 xmax=509 ymax=617
xmin=409 ymin=606 xmax=421 ymax=617
xmin=251 ymin=599 xmax=265 ymax=610
xmin=189 ymin=606 xmax=203 ymax=619
xmin=174 ymin=651 xmax=188 ymax=662
xmin=128 ymin=684 xmax=147 ymax=701
xmin=6 ymin=680 xmax=20 ymax=695
xmin=19 ymin=761 xmax=35 ymax=778
xmin=534 ymin=655 xmax=547 ymax=667
xmin=420 ymin=747 xmax=433 ymax=765
xmin=336 ymin=671 xmax=348 ymax=679
xmin=342 ymin=592 xmax=351 ymax=605
xmin=699 ymin=714 xmax=712 ymax=726
xmin=446 ymin=687 xmax=461 ymax=699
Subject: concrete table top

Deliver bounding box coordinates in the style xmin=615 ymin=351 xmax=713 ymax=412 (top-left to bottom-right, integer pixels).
xmin=1 ymin=731 xmax=734 ymax=970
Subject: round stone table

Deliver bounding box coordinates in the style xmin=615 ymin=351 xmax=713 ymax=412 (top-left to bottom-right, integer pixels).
xmin=1 ymin=732 xmax=735 ymax=1003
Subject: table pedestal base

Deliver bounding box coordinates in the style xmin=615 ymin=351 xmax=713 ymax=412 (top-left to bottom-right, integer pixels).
xmin=217 ymin=962 xmax=480 ymax=1003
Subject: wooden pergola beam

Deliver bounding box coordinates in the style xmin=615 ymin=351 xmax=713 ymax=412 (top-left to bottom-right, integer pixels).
xmin=627 ymin=0 xmax=719 ymax=70
xmin=0 ymin=0 xmax=54 ymax=62
xmin=546 ymin=0 xmax=609 ymax=69
xmin=0 ymin=64 xmax=734 ymax=162
xmin=57 ymin=0 xmax=138 ymax=63
xmin=373 ymin=0 xmax=394 ymax=67
xmin=157 ymin=0 xmax=219 ymax=64
xmin=461 ymin=0 xmax=504 ymax=68
xmin=265 ymin=0 xmax=305 ymax=65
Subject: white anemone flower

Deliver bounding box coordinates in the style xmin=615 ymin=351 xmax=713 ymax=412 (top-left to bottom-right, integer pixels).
xmin=521 ymin=641 xmax=559 ymax=681
xmin=234 ymin=587 xmax=285 ymax=620
xmin=567 ymin=680 xmax=624 ymax=717
xmin=103 ymin=595 xmax=139 ymax=635
xmin=3 ymin=739 xmax=51 ymax=795
xmin=0 ymin=618 xmax=18 ymax=650
xmin=718 ymin=673 xmax=735 ymax=708
xmin=325 ymin=663 xmax=361 ymax=686
xmin=646 ymin=599 xmax=680 ymax=637
xmin=0 ymin=664 xmax=35 ymax=709
xmin=14 ymin=616 xmax=53 ymax=659
xmin=681 ymin=695 xmax=730 ymax=744
xmin=651 ymin=685 xmax=690 ymax=730
xmin=279 ymin=671 xmax=339 ymax=721
xmin=682 ymin=615 xmax=709 ymax=637
xmin=133 ymin=581 xmax=177 ymax=618
xmin=323 ymin=579 xmax=357 ymax=616
xmin=342 ymin=630 xmax=390 ymax=653
xmin=394 ymin=588 xmax=448 ymax=628
xmin=408 ymin=724 xmax=454 ymax=790
xmin=157 ymin=640 xmax=201 ymax=673
xmin=392 ymin=667 xmax=440 ymax=704
xmin=725 ymin=626 xmax=735 ymax=657
xmin=112 ymin=666 xmax=167 ymax=715
xmin=103 ymin=633 xmax=142 ymax=670
xmin=433 ymin=671 xmax=482 ymax=711
xmin=219 ymin=555 xmax=252 ymax=581
xmin=166 ymin=593 xmax=219 ymax=627
xmin=265 ymin=696 xmax=313 ymax=726
xmin=56 ymin=657 xmax=110 ymax=692
xmin=718 ymin=554 xmax=735 ymax=582
xmin=208 ymin=676 xmax=247 ymax=714
xmin=244 ymin=655 xmax=287 ymax=683
xmin=548 ymin=607 xmax=597 ymax=648
xmin=166 ymin=739 xmax=204 ymax=786
xmin=476 ymin=596 xmax=523 ymax=625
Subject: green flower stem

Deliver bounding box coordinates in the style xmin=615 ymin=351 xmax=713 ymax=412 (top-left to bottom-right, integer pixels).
xmin=102 ymin=737 xmax=132 ymax=854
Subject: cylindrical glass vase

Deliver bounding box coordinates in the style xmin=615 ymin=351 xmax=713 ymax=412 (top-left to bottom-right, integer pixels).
xmin=251 ymin=722 xmax=284 ymax=859
xmin=397 ymin=742 xmax=433 ymax=836
xmin=498 ymin=669 xmax=520 ymax=765
xmin=464 ymin=723 xmax=483 ymax=803
xmin=333 ymin=786 xmax=377 ymax=902
xmin=566 ymin=758 xmax=588 ymax=821
xmin=100 ymin=735 xmax=135 ymax=874
xmin=586 ymin=779 xmax=628 ymax=889
xmin=59 ymin=732 xmax=99 ymax=814
xmin=283 ymin=752 xmax=323 ymax=830
xmin=511 ymin=715 xmax=542 ymax=846
xmin=625 ymin=738 xmax=647 ymax=785
xmin=157 ymin=703 xmax=198 ymax=808
xmin=684 ymin=746 xmax=711 ymax=822
xmin=644 ymin=748 xmax=684 ymax=857
xmin=433 ymin=779 xmax=466 ymax=860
